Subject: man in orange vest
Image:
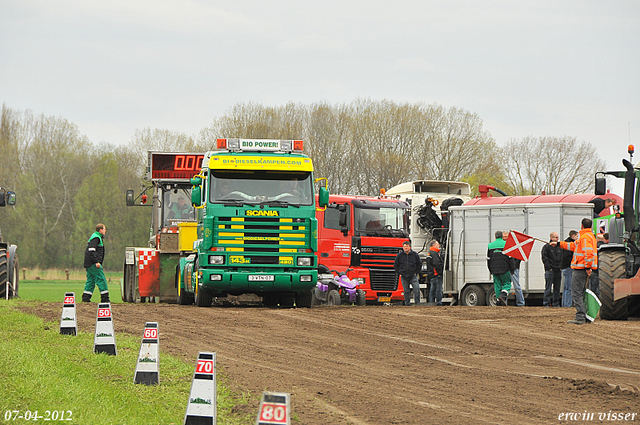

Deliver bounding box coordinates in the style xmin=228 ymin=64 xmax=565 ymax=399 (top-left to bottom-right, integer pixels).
xmin=556 ymin=218 xmax=598 ymax=324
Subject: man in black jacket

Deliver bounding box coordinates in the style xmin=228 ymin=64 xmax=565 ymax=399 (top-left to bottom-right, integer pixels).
xmin=394 ymin=241 xmax=422 ymax=306
xmin=541 ymin=231 xmax=562 ymax=307
xmin=82 ymin=223 xmax=109 ymax=303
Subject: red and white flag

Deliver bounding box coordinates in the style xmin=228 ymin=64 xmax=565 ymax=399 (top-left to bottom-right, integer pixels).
xmin=503 ymin=230 xmax=535 ymax=262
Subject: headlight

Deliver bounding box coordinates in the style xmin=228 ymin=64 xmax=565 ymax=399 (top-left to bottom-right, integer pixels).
xmin=209 ymin=255 xmax=224 ymax=265
xmin=210 ymin=274 xmax=222 ymax=281
xmin=297 ymin=257 xmax=312 ymax=266
xmin=300 ymin=275 xmax=312 ymax=282
xmin=354 ymin=278 xmax=365 ymax=286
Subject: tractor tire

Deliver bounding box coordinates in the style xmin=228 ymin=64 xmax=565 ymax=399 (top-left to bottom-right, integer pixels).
xmin=311 ymin=288 xmax=323 ymax=306
xmin=355 ymin=289 xmax=366 ymax=306
xmin=599 ymin=250 xmax=628 ymax=320
xmin=327 ymin=289 xmax=341 ymax=306
xmin=0 ymin=247 xmax=13 ymax=299
xmin=461 ymin=285 xmax=486 ymax=307
xmin=176 ymin=268 xmax=194 ymax=305
xmin=295 ymin=289 xmax=313 ymax=308
xmin=5 ymin=252 xmax=19 ymax=299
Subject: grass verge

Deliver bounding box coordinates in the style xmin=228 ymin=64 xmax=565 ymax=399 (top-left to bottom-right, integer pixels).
xmin=0 ymin=302 xmax=253 ymax=424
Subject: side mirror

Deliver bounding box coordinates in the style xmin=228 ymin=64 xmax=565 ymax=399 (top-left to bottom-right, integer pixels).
xmin=126 ymin=190 xmax=134 ymax=206
xmin=191 ymin=186 xmax=202 ymax=207
xmin=318 ymin=187 xmax=329 ymax=208
xmin=338 ymin=211 xmax=347 ymax=228
xmin=190 ymin=176 xmax=202 ymax=186
xmin=595 ymin=177 xmax=606 ymax=196
xmin=6 ymin=191 xmax=15 ymax=206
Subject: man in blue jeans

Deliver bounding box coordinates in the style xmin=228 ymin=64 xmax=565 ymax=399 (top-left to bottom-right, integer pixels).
xmin=561 ymin=230 xmax=578 ymax=307
xmin=394 ymin=241 xmax=422 ymax=305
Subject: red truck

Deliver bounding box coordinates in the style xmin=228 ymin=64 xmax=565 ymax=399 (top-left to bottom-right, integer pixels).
xmin=316 ymin=194 xmax=411 ymax=304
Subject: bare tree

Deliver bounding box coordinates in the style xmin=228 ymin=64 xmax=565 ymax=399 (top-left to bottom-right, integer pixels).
xmin=500 ymin=136 xmax=606 ymax=195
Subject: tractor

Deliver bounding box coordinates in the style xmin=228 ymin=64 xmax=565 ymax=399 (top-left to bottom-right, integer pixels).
xmin=596 ymin=145 xmax=640 ymax=320
xmin=0 ymin=188 xmax=18 ymax=299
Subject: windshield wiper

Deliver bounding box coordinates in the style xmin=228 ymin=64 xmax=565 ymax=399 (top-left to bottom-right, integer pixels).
xmin=260 ymin=200 xmax=300 ymax=208
xmin=215 ymin=198 xmax=250 ymax=206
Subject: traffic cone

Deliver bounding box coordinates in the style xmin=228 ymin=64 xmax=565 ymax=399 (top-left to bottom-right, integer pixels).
xmin=93 ymin=303 xmax=117 ymax=355
xmin=134 ymin=322 xmax=159 ymax=385
xmin=184 ymin=352 xmax=216 ymax=425
xmin=59 ymin=292 xmax=77 ymax=336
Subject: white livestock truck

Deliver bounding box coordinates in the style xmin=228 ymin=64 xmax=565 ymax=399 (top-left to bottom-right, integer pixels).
xmin=446 ymin=200 xmax=596 ymax=306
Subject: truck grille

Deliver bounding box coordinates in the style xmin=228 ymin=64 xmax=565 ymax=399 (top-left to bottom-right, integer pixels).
xmin=360 ymin=245 xmax=400 ymax=268
xmin=369 ymin=268 xmax=399 ymax=291
xmin=215 ymin=216 xmax=310 ymax=267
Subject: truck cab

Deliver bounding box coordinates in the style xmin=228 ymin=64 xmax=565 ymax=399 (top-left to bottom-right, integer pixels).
xmin=316 ymin=195 xmax=410 ymax=304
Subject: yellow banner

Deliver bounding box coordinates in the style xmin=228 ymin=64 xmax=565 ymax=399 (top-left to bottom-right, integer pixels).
xmin=210 ymin=155 xmax=313 ymax=171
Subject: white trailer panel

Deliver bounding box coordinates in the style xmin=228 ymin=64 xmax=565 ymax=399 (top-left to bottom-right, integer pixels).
xmin=446 ymin=203 xmax=593 ymax=304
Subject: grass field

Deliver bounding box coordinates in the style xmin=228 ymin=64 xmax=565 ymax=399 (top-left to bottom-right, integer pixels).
xmin=19 ymin=279 xmax=123 ymax=303
xmin=1 ymin=285 xmax=254 ymax=424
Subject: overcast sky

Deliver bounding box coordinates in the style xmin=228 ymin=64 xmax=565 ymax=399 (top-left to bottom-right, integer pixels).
xmin=2 ymin=0 xmax=639 ymax=193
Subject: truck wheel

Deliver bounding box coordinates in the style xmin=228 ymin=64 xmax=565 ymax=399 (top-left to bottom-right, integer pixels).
xmin=295 ymin=289 xmax=313 ymax=308
xmin=486 ymin=288 xmax=498 ymax=307
xmin=327 ymin=289 xmax=341 ymax=306
xmin=461 ymin=285 xmax=485 ymax=307
xmin=355 ymin=289 xmax=366 ymax=306
xmin=195 ymin=283 xmax=212 ymax=307
xmin=599 ymin=250 xmax=629 ymax=320
xmin=176 ymin=268 xmax=194 ymax=305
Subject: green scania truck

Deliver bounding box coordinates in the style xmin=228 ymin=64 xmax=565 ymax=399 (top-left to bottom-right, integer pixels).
xmin=177 ymin=138 xmax=328 ymax=307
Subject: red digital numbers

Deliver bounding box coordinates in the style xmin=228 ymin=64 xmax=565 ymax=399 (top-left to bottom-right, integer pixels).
xmin=64 ymin=296 xmax=75 ymax=304
xmin=173 ymin=155 xmax=204 ymax=171
xmin=97 ymin=308 xmax=111 ymax=318
xmin=196 ymin=359 xmax=214 ymax=374
xmin=143 ymin=328 xmax=158 ymax=339
xmin=259 ymin=403 xmax=287 ymax=424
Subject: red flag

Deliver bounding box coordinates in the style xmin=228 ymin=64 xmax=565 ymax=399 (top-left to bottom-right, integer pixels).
xmin=503 ymin=230 xmax=535 ymax=262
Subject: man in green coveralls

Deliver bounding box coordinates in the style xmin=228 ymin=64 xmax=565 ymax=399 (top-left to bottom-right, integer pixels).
xmin=487 ymin=230 xmax=513 ymax=306
xmin=82 ymin=223 xmax=108 ymax=303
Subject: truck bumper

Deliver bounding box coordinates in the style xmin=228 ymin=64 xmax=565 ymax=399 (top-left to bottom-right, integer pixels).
xmin=200 ymin=269 xmax=317 ymax=294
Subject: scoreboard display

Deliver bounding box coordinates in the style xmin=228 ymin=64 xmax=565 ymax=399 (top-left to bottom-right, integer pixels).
xmin=149 ymin=152 xmax=205 ymax=181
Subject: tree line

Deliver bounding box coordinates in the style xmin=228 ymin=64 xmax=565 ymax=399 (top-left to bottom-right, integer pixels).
xmin=0 ymin=101 xmax=606 ymax=270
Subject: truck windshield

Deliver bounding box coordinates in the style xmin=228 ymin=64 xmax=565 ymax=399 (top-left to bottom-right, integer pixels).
xmin=210 ymin=170 xmax=314 ymax=206
xmin=163 ymin=188 xmax=196 ymax=226
xmin=354 ymin=206 xmax=410 ymax=237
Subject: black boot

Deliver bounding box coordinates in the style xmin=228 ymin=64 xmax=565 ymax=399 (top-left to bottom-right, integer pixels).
xmin=82 ymin=293 xmax=92 ymax=303
xmin=100 ymin=292 xmax=110 ymax=303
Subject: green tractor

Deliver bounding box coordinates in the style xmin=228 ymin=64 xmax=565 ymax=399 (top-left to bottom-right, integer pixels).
xmin=596 ymin=146 xmax=640 ymax=320
xmin=0 ymin=188 xmax=18 ymax=299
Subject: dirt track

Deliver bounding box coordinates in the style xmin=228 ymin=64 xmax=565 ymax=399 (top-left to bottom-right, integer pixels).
xmin=24 ymin=302 xmax=640 ymax=424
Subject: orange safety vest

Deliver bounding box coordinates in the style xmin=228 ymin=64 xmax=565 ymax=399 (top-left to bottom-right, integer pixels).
xmin=559 ymin=228 xmax=598 ymax=270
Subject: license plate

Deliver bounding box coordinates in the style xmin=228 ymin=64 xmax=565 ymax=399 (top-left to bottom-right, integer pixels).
xmin=378 ymin=296 xmax=392 ymax=303
xmin=248 ymin=275 xmax=275 ymax=282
